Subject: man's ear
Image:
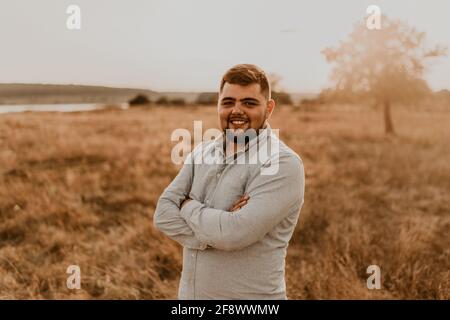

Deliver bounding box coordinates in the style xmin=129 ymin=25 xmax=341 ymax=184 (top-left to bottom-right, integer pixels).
xmin=266 ymin=98 xmax=275 ymax=119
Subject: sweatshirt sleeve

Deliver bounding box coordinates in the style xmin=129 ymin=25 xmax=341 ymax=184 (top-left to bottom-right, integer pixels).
xmin=153 ymin=151 xmax=207 ymax=250
xmin=180 ymin=153 xmax=304 ymax=251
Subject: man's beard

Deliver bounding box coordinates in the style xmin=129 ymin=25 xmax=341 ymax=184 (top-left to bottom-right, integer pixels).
xmin=225 ymin=116 xmax=267 ymax=146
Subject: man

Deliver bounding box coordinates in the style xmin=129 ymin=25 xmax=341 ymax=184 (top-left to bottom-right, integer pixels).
xmin=153 ymin=64 xmax=305 ymax=299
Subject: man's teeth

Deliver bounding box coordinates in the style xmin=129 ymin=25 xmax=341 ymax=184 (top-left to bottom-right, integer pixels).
xmin=230 ymin=120 xmax=247 ymax=124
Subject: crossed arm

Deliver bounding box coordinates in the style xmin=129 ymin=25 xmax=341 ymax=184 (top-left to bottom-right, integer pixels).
xmin=153 ymin=152 xmax=207 ymax=250
xmin=153 ymin=152 xmax=304 ymax=251
xmin=153 ymin=152 xmax=248 ymax=250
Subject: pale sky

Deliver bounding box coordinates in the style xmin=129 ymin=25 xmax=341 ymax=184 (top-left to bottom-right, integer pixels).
xmin=0 ymin=0 xmax=449 ymax=92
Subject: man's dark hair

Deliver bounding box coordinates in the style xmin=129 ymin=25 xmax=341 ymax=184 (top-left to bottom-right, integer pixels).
xmin=220 ymin=64 xmax=271 ymax=99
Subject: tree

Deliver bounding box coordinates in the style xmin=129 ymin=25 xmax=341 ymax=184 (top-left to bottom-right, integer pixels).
xmin=322 ymin=16 xmax=446 ymax=134
xmin=128 ymin=94 xmax=151 ymax=106
xmin=195 ymin=92 xmax=218 ymax=105
xmin=272 ymin=91 xmax=293 ymax=105
xmin=170 ymin=98 xmax=186 ymax=106
xmin=156 ymin=96 xmax=169 ymax=105
xmin=268 ymin=73 xmax=293 ymax=105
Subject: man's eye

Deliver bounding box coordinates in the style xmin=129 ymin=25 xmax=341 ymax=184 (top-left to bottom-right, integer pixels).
xmin=222 ymin=101 xmax=233 ymax=106
xmin=244 ymin=101 xmax=257 ymax=107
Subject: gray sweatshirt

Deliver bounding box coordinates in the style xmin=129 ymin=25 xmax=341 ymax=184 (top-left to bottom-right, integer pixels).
xmin=153 ymin=126 xmax=305 ymax=299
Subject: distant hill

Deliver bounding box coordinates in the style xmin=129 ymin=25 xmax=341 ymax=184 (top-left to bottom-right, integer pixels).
xmin=0 ymin=83 xmax=318 ymax=106
xmin=0 ymin=84 xmax=158 ymax=105
xmin=154 ymin=92 xmax=201 ymax=104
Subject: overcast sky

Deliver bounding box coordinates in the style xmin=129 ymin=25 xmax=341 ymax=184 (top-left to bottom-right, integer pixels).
xmin=0 ymin=0 xmax=449 ymax=92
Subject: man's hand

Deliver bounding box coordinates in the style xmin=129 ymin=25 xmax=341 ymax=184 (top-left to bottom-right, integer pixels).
xmin=181 ymin=194 xmax=249 ymax=212
xmin=229 ymin=194 xmax=250 ymax=212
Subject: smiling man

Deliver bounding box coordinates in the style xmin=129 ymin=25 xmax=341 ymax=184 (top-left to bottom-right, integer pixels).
xmin=153 ymin=64 xmax=305 ymax=299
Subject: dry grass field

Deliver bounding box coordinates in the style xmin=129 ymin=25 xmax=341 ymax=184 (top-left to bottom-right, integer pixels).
xmin=0 ymin=105 xmax=449 ymax=299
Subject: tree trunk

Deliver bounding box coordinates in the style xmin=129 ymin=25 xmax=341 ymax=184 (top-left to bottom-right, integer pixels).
xmin=383 ymin=100 xmax=395 ymax=135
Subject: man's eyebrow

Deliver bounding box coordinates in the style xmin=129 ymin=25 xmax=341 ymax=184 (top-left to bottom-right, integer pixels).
xmin=240 ymin=98 xmax=259 ymax=102
xmin=221 ymin=97 xmax=236 ymax=101
xmin=220 ymin=97 xmax=260 ymax=102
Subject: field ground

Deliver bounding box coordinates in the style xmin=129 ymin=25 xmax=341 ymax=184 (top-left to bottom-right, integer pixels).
xmin=0 ymin=105 xmax=449 ymax=299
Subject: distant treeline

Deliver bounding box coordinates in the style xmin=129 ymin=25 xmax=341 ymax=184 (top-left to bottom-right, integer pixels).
xmin=299 ymin=88 xmax=450 ymax=109
xmin=129 ymin=91 xmax=294 ymax=107
xmin=0 ymin=83 xmax=314 ymax=107
xmin=0 ymin=84 xmax=157 ymax=105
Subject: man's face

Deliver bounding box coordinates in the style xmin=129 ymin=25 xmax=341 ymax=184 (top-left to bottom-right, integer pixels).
xmin=218 ymin=83 xmax=275 ymax=137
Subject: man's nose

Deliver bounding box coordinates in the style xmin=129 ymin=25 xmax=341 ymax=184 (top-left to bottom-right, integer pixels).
xmin=231 ymin=102 xmax=244 ymax=113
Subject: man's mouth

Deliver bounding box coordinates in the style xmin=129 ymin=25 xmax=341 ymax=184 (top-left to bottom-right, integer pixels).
xmin=226 ymin=118 xmax=256 ymax=144
xmin=229 ymin=118 xmax=249 ymax=126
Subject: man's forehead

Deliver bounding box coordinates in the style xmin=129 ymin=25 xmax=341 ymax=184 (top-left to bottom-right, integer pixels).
xmin=219 ymin=83 xmax=264 ymax=99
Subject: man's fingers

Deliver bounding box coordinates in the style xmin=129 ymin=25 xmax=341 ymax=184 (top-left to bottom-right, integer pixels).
xmin=231 ymin=204 xmax=245 ymax=212
xmin=233 ymin=194 xmax=249 ymax=206
xmin=232 ymin=197 xmax=248 ymax=208
xmin=231 ymin=201 xmax=246 ymax=211
xmin=229 ymin=194 xmax=250 ymax=212
xmin=233 ymin=198 xmax=247 ymax=208
xmin=230 ymin=198 xmax=249 ymax=212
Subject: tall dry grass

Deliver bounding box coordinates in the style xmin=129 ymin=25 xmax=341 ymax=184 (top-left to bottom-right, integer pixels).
xmin=0 ymin=105 xmax=448 ymax=299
